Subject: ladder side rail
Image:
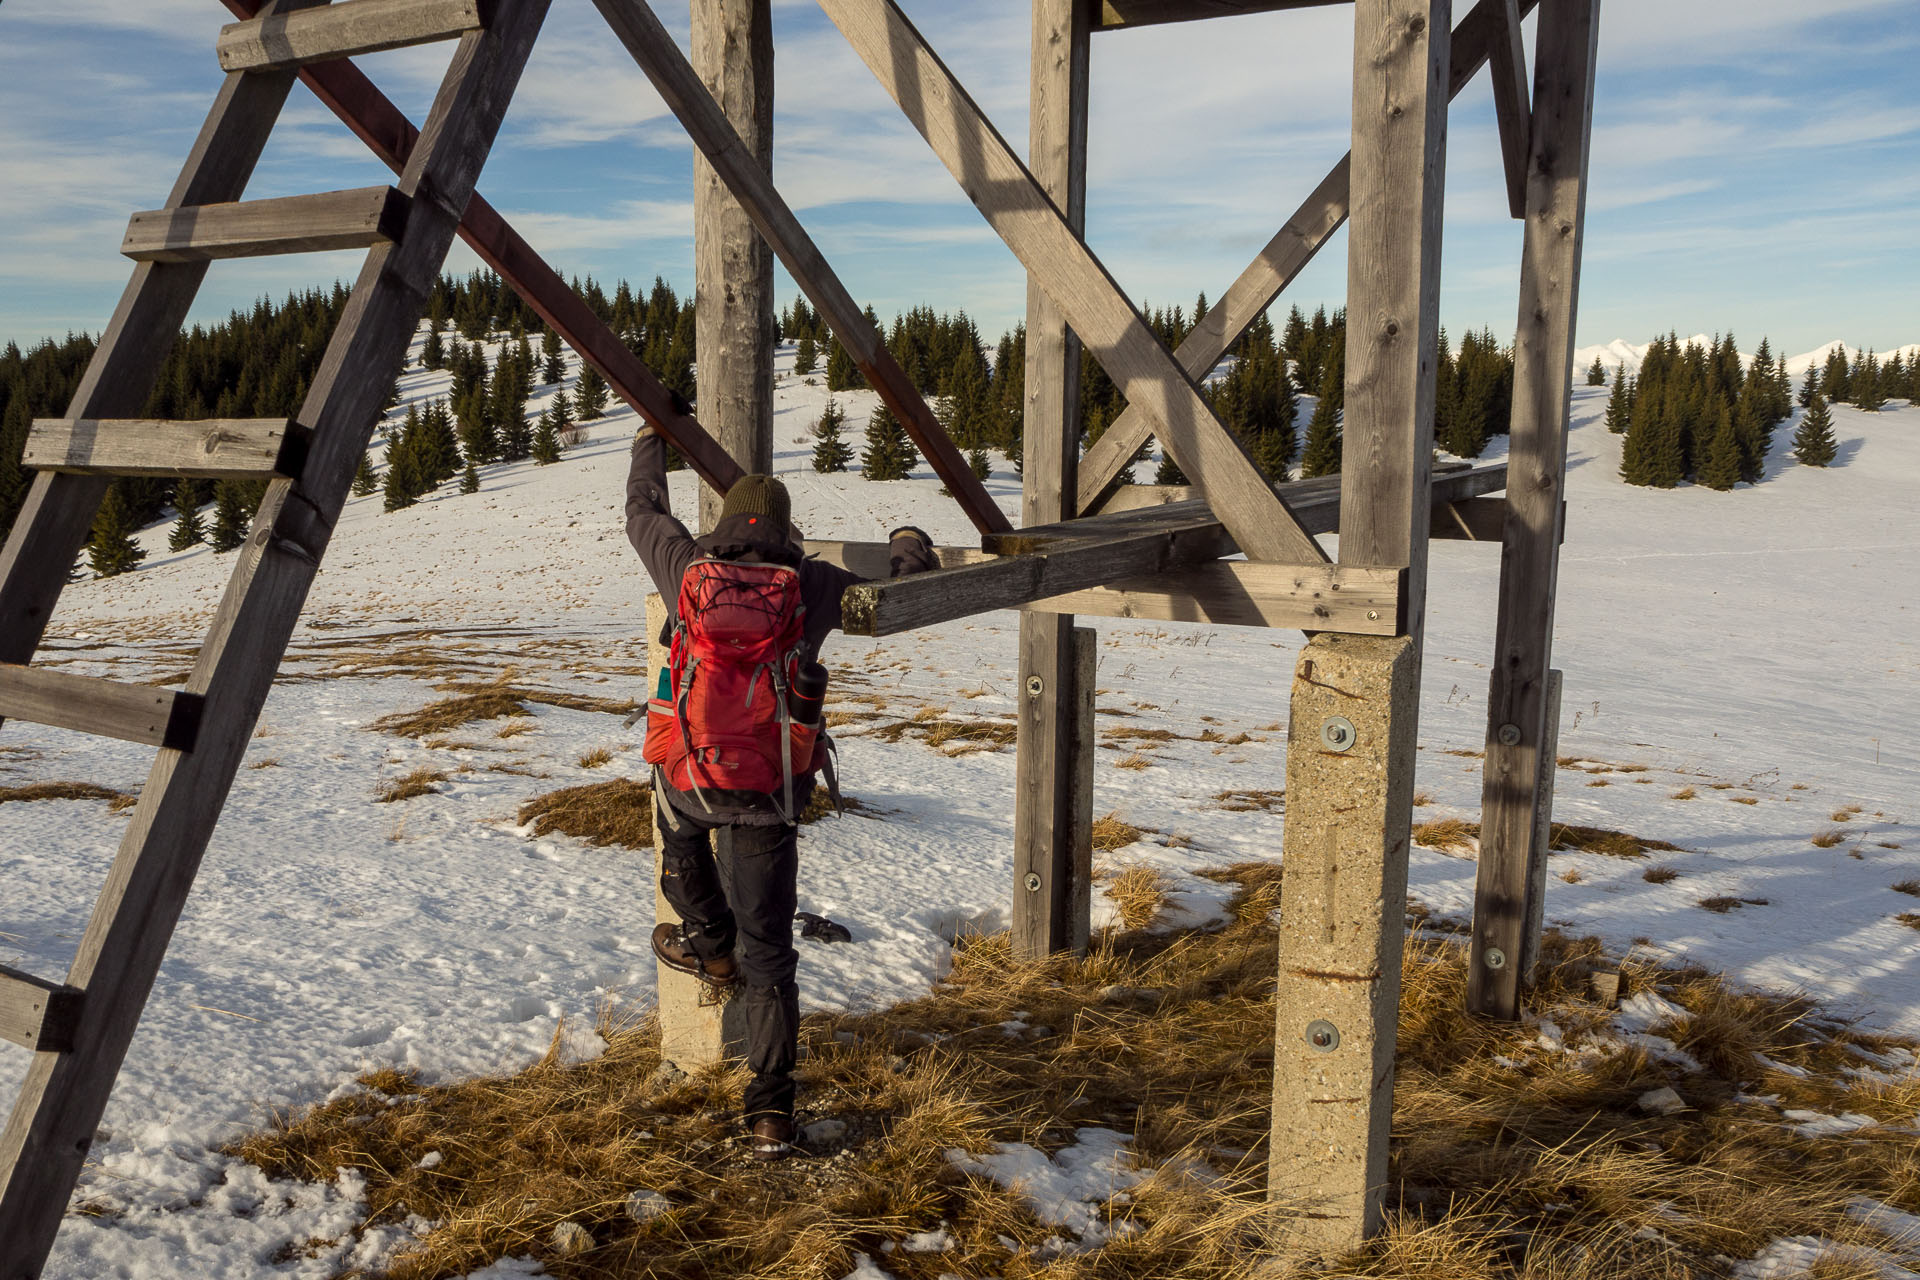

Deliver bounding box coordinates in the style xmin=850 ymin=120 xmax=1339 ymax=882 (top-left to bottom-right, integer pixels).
xmin=0 ymin=4 xmax=551 ymax=1271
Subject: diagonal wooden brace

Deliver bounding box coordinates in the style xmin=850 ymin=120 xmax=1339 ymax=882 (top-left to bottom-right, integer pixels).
xmin=815 ymin=0 xmax=1323 ymax=565
xmin=590 ymin=0 xmax=1011 ymax=535
xmin=1075 ymin=0 xmax=1541 ymax=512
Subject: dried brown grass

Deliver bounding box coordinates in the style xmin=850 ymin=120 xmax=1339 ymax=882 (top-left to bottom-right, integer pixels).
xmin=1731 ymin=796 xmax=1760 ymax=805
xmin=1113 ymin=752 xmax=1154 ymax=771
xmin=370 ymin=681 xmax=637 ymax=739
xmin=227 ymin=888 xmax=1920 ymax=1280
xmin=1412 ymin=818 xmax=1477 ymax=854
xmin=1811 ymin=829 xmax=1848 ymax=848
xmin=1643 ymin=865 xmax=1681 ymax=885
xmin=577 ymin=747 xmax=613 ymax=769
xmin=1212 ymin=788 xmax=1285 ymax=813
xmin=1892 ymin=880 xmax=1920 ymax=898
xmin=863 ymin=714 xmax=1017 ymax=756
xmin=378 ymin=768 xmax=449 ymax=803
xmin=0 ymin=780 xmax=136 ymax=810
xmin=1091 ymin=813 xmax=1145 ymax=851
xmin=518 ymin=779 xmax=654 ymax=848
xmin=1671 ymin=787 xmax=1697 ymax=800
xmin=1102 ymin=865 xmax=1169 ymax=931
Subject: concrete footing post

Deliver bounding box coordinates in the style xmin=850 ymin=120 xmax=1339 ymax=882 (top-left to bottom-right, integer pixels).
xmin=1269 ymin=632 xmax=1420 ymax=1257
xmin=646 ymin=593 xmax=747 ymax=1070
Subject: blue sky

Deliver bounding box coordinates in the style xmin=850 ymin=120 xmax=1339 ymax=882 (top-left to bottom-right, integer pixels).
xmin=2 ymin=0 xmax=1915 ymax=358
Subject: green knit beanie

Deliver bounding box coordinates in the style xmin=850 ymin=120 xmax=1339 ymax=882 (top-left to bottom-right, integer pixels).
xmin=720 ymin=474 xmax=791 ymax=541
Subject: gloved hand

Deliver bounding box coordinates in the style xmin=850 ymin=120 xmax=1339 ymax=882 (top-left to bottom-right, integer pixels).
xmin=887 ymin=525 xmax=938 ymax=577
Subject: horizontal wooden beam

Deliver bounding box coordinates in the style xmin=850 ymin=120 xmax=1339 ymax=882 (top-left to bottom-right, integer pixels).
xmin=217 ymin=0 xmax=486 ymax=71
xmin=0 ymin=665 xmax=203 ymax=752
xmin=1096 ymin=0 xmax=1349 ymax=29
xmin=1033 ymin=562 xmax=1402 ymax=632
xmin=25 ymin=418 xmax=306 ymax=480
xmin=122 ymin=185 xmax=409 ymax=263
xmin=0 ymin=966 xmax=82 ymax=1055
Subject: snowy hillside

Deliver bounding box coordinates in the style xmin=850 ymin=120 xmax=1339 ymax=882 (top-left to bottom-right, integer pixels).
xmin=3 ymin=331 xmax=1918 ymax=1274
xmin=1576 ymin=335 xmax=1920 ymax=378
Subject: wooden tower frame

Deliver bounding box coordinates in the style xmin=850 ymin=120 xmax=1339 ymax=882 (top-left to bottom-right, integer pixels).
xmin=0 ymin=0 xmax=1598 ymax=1268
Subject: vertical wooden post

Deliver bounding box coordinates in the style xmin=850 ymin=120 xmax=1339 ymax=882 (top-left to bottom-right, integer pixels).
xmin=1519 ymin=667 xmax=1563 ymax=983
xmin=1467 ymin=0 xmax=1600 ymax=1020
xmin=1269 ymin=0 xmax=1449 ymax=1255
xmin=691 ymin=0 xmax=774 ymax=533
xmin=1011 ymin=0 xmax=1093 ymax=960
xmin=647 ymin=593 xmax=748 ymax=1069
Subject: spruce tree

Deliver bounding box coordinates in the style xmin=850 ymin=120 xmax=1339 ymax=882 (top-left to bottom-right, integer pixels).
xmin=574 ymin=362 xmax=609 ymax=419
xmin=1586 ymin=356 xmax=1608 ymax=386
xmin=89 ymin=485 xmax=146 ymax=578
xmin=1619 ymin=392 xmax=1684 ymax=488
xmin=351 ymin=451 xmax=379 ymax=496
xmin=1853 ymin=350 xmax=1883 ymax=411
xmin=417 ymin=400 xmax=462 ymax=486
xmin=860 ymin=404 xmax=917 ymax=480
xmin=1154 ymin=449 xmax=1187 ymax=486
xmin=1821 ymin=346 xmax=1851 ymax=402
xmin=794 ymin=332 xmax=818 ymax=377
xmin=1604 ymin=368 xmax=1632 ymax=433
xmin=541 ymin=326 xmax=564 ymax=384
xmin=382 ymin=447 xmax=420 ymax=512
xmin=422 ymin=324 xmax=445 ymax=371
xmin=1697 ymin=402 xmax=1742 ymax=491
xmin=167 ymin=483 xmax=205 ymax=551
xmin=532 ymin=408 xmax=563 ymax=464
xmin=210 ymin=480 xmax=252 ymax=549
xmin=1298 ymin=391 xmax=1342 ymax=478
xmin=1733 ymin=376 xmax=1771 ymax=483
xmin=810 ymin=398 xmax=852 ymax=473
xmin=1792 ymin=392 xmax=1837 ymax=466
xmin=826 ymin=333 xmax=860 ymax=391
xmin=967 ymin=445 xmax=992 ymax=482
xmin=499 ymin=399 xmax=533 ymax=462
xmin=460 ymin=460 xmax=481 ymax=493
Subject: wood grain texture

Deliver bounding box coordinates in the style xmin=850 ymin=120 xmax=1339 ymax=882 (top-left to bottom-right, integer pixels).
xmin=691 ymin=0 xmax=776 ymax=534
xmin=0 ymin=967 xmax=83 ymax=1055
xmin=122 ymin=186 xmax=409 ymax=263
xmin=1518 ymin=667 xmax=1562 ymax=983
xmin=0 ymin=665 xmax=203 ymax=751
xmin=1488 ymin=0 xmax=1531 ymax=218
xmin=591 ymin=0 xmax=1009 ymax=534
xmin=1097 ymin=0 xmax=1350 ymax=27
xmin=1012 ymin=0 xmax=1094 ymax=961
xmin=1074 ymin=0 xmax=1542 ymax=513
xmin=217 ymin=0 xmax=485 ymax=71
xmin=1468 ymin=0 xmax=1600 ymax=1022
xmin=25 ymin=418 xmax=304 ymax=479
xmin=0 ymin=6 xmax=551 ymax=1272
xmin=816 ymin=0 xmax=1322 ymax=564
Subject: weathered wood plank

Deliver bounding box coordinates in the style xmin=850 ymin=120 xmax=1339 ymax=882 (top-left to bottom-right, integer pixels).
xmin=1013 ymin=0 xmax=1094 ymax=961
xmin=1097 ymin=0 xmax=1350 ymax=28
xmin=1429 ymin=495 xmax=1506 ymax=540
xmin=1488 ymin=0 xmax=1531 ymax=218
xmin=590 ymin=0 xmax=1011 ymax=534
xmin=0 ymin=6 xmax=551 ymax=1272
xmin=122 ymin=186 xmax=409 ymax=263
xmin=0 ymin=666 xmax=203 ymax=754
xmin=691 ymin=0 xmax=775 ymax=533
xmin=0 ymin=967 xmax=83 ymax=1055
xmin=217 ymin=0 xmax=485 ymax=71
xmin=1468 ymin=0 xmax=1601 ymax=1022
xmin=25 ymin=418 xmax=305 ymax=479
xmin=814 ymin=0 xmax=1323 ymax=565
xmin=1269 ymin=0 xmax=1450 ymax=1259
xmin=1075 ymin=0 xmax=1542 ymax=513
xmin=241 ymin=19 xmax=746 ymax=493
xmin=1518 ymin=667 xmax=1562 ymax=983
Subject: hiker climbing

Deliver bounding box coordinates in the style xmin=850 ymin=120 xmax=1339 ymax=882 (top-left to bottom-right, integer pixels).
xmin=624 ymin=424 xmax=937 ymax=1160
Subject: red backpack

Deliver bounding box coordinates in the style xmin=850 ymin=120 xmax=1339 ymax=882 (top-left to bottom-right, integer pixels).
xmin=642 ymin=558 xmax=826 ymax=820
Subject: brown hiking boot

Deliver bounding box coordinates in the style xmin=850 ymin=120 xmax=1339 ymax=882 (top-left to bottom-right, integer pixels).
xmin=651 ymin=922 xmax=738 ymax=989
xmin=747 ymin=1114 xmax=797 ymax=1162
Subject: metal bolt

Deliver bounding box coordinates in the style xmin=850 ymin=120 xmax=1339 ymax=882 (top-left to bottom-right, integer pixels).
xmin=1305 ymin=1019 xmax=1340 ymax=1052
xmin=1024 ymin=872 xmax=1042 ymax=892
xmin=1367 ymin=610 xmax=1380 ymax=621
xmin=1025 ymin=674 xmax=1044 ymax=697
xmin=1484 ymin=946 xmax=1508 ymax=971
xmin=1497 ymin=722 xmax=1522 ymax=747
xmin=1320 ymin=716 xmax=1356 ymax=752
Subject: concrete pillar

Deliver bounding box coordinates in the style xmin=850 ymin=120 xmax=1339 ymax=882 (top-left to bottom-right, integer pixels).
xmin=1269 ymin=633 xmax=1419 ymax=1255
xmin=647 ymin=592 xmax=747 ymax=1069
xmin=691 ymin=0 xmax=775 ymax=534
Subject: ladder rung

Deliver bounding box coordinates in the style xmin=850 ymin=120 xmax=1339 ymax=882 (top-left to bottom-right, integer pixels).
xmin=218 ymin=0 xmax=488 ymax=73
xmin=0 ymin=665 xmax=203 ymax=753
xmin=121 ymin=186 xmax=410 ymax=263
xmin=25 ymin=419 xmax=307 ymax=481
xmin=0 ymin=965 xmax=82 ymax=1054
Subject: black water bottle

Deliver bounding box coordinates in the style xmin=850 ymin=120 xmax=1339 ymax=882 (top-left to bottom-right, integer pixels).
xmin=788 ymin=660 xmax=828 ymax=727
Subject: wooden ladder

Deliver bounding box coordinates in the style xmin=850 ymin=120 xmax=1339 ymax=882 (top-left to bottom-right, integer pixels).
xmin=0 ymin=1 xmax=552 ymax=1271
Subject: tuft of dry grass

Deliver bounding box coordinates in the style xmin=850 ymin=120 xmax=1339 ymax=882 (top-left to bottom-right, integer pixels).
xmin=1586 ymin=779 xmax=1611 ymax=787
xmin=577 ymin=747 xmax=613 ymax=769
xmin=378 ymin=768 xmax=449 ymax=803
xmin=1411 ymin=791 xmax=1433 ymax=807
xmin=1731 ymin=796 xmax=1759 ymax=805
xmin=1670 ymin=787 xmax=1697 ymax=801
xmin=248 ymin=758 xmax=280 ymax=770
xmin=1882 ymin=842 xmax=1905 ymax=850
xmin=0 ymin=780 xmax=136 ymax=810
xmin=863 ymin=713 xmax=1017 ymax=756
xmin=1699 ymin=896 xmax=1769 ymax=914
xmin=1102 ymin=865 xmax=1169 ymax=931
xmin=1412 ymin=818 xmax=1478 ymax=854
xmin=1550 ymin=823 xmax=1682 ymax=859
xmin=1811 ymin=829 xmax=1847 ymax=848
xmin=1893 ymin=880 xmax=1920 ymax=897
xmin=1102 ymin=726 xmax=1183 ymax=745
xmin=1091 ymin=813 xmax=1145 ymax=852
xmin=1114 ymin=752 xmax=1154 ymax=771
xmin=370 ymin=681 xmax=637 ymax=739
xmin=1832 ymin=809 xmax=1855 ymax=822
xmin=1558 ymin=867 xmax=1583 ymax=884
xmin=1643 ymin=865 xmax=1681 ymax=884
xmin=1897 ymin=913 xmax=1920 ymax=932
xmin=1211 ymin=788 xmax=1284 ymax=813
xmin=518 ymin=779 xmax=654 ymax=848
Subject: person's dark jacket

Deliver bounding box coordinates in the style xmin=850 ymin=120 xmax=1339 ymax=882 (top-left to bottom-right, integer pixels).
xmin=624 ymin=428 xmax=935 ymax=823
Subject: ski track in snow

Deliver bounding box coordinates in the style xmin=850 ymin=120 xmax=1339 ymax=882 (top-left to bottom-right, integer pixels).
xmin=2 ymin=333 xmax=1917 ymax=1274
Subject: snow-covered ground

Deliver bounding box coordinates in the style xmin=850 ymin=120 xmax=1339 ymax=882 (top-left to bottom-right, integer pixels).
xmin=2 ymin=332 xmax=1917 ymax=1275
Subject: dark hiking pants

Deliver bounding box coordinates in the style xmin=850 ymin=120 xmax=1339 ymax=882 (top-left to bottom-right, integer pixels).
xmin=653 ymin=794 xmax=800 ymax=1123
